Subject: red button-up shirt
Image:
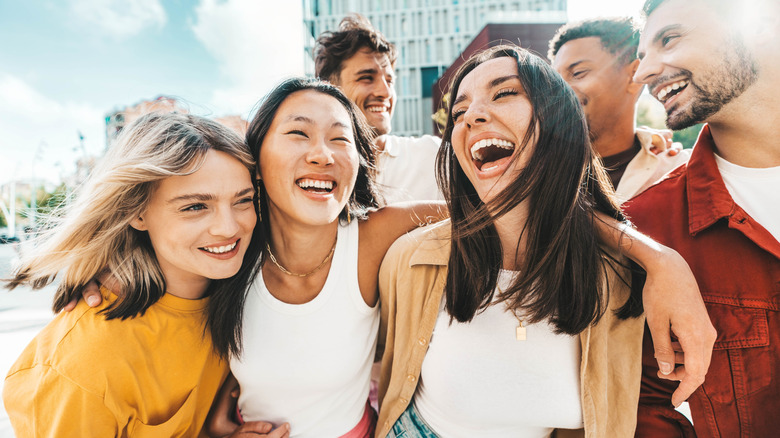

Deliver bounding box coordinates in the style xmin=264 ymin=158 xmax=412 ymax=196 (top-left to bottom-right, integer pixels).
xmin=624 ymin=125 xmax=780 ymax=437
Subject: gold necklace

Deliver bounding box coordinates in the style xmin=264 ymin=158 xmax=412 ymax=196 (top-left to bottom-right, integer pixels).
xmin=265 ymin=237 xmax=337 ymax=278
xmin=498 ymin=285 xmax=526 ymax=341
xmin=510 ymin=309 xmax=527 ymax=341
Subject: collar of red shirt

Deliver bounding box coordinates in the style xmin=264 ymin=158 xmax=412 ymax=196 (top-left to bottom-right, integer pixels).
xmin=686 ymin=124 xmax=780 ymax=258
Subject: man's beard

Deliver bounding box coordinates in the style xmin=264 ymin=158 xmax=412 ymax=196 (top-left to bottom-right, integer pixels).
xmin=665 ymin=36 xmax=758 ymax=130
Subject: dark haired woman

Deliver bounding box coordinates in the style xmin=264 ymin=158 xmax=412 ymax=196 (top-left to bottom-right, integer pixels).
xmin=222 ymin=78 xmax=445 ymax=438
xmin=377 ymin=45 xmax=670 ymax=437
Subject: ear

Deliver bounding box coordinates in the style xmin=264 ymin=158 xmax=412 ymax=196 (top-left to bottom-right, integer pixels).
xmin=626 ymin=59 xmax=644 ymax=96
xmin=130 ymin=214 xmax=148 ymax=231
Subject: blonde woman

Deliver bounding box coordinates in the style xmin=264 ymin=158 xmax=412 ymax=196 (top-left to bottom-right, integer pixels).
xmin=3 ymin=113 xmax=269 ymax=437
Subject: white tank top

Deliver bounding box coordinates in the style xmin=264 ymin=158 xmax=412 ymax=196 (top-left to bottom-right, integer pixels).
xmin=414 ymin=270 xmax=583 ymax=437
xmin=230 ymin=221 xmax=379 ymax=438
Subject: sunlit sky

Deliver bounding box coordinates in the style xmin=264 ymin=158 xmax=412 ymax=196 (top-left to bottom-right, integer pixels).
xmin=0 ymin=0 xmax=643 ymax=185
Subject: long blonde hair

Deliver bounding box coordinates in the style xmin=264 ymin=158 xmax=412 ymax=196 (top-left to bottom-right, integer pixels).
xmin=7 ymin=112 xmax=261 ymax=356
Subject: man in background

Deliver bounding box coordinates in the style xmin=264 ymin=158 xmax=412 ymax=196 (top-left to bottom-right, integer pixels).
xmin=626 ymin=0 xmax=780 ymax=435
xmin=549 ymin=17 xmax=689 ymax=203
xmin=315 ymin=14 xmax=442 ymax=203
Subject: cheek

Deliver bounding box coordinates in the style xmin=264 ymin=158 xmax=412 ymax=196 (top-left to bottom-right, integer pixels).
xmin=345 ymin=149 xmax=361 ymax=183
xmin=451 ymin=125 xmax=469 ymax=165
xmin=240 ymin=209 xmax=258 ymax=230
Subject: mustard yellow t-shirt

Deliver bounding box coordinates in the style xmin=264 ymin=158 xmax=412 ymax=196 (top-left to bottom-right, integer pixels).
xmin=3 ymin=287 xmax=229 ymax=437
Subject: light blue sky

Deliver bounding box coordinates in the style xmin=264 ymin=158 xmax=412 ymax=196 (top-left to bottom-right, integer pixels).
xmin=0 ymin=0 xmax=642 ymax=185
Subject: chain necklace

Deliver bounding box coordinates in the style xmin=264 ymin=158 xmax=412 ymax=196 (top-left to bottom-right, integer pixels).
xmin=498 ymin=285 xmax=526 ymax=341
xmin=265 ymin=237 xmax=337 ymax=278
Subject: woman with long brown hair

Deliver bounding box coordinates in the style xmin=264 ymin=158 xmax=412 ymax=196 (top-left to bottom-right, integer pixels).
xmin=377 ymin=45 xmax=671 ymax=437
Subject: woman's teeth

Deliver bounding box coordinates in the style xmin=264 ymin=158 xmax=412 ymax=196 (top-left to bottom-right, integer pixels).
xmin=203 ymin=241 xmax=237 ymax=254
xmin=297 ymin=178 xmax=334 ymax=192
xmin=470 ymin=138 xmax=515 ymax=161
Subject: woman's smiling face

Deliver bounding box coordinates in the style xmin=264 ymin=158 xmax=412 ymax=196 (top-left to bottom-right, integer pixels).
xmin=131 ymin=149 xmax=257 ymax=296
xmin=258 ymin=89 xmax=360 ymax=227
xmin=450 ymin=56 xmax=536 ymax=204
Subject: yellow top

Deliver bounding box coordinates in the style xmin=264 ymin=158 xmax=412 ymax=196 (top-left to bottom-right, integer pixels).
xmin=3 ymin=286 xmax=229 ymax=438
xmin=376 ymin=221 xmax=645 ymax=438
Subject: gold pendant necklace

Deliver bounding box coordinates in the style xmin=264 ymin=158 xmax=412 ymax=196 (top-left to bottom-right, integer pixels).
xmin=498 ymin=285 xmax=526 ymax=341
xmin=265 ymin=236 xmax=337 ymax=278
xmin=512 ymin=312 xmax=527 ymax=341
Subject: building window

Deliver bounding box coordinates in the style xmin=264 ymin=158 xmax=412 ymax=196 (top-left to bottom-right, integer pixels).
xmin=420 ymin=66 xmax=441 ymax=98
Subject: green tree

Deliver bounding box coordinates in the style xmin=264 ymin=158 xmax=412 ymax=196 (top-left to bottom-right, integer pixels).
xmin=670 ymin=124 xmax=703 ymax=150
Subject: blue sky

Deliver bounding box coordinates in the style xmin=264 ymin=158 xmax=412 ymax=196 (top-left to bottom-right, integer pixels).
xmin=0 ymin=0 xmax=642 ymax=185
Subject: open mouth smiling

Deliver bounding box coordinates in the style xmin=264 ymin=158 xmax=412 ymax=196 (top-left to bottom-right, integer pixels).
xmin=655 ymin=79 xmax=690 ymax=103
xmin=366 ymin=104 xmax=390 ymax=114
xmin=470 ymin=138 xmax=516 ymax=172
xmin=296 ymin=178 xmax=336 ymax=194
xmin=201 ymin=240 xmax=238 ymax=254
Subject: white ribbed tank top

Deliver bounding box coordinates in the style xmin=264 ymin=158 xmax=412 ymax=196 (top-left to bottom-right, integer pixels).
xmin=230 ymin=221 xmax=379 ymax=438
xmin=414 ymin=269 xmax=583 ymax=437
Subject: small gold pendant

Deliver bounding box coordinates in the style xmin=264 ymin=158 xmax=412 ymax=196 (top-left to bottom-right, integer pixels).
xmin=516 ymin=325 xmax=527 ymax=341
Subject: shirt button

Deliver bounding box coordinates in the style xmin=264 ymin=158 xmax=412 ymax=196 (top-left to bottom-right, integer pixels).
xmin=407 ymin=374 xmax=416 ymax=382
xmin=400 ymin=398 xmax=408 ymax=404
xmin=418 ymin=338 xmax=427 ymax=346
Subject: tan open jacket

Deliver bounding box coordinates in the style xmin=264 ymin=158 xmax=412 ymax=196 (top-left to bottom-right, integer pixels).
xmin=376 ymin=221 xmax=645 ymax=438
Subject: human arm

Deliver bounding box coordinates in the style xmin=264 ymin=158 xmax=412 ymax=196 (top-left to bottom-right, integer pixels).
xmin=594 ymin=213 xmax=716 ymax=407
xmin=357 ymin=201 xmax=447 ymax=306
xmin=205 ymin=373 xmax=290 ymax=438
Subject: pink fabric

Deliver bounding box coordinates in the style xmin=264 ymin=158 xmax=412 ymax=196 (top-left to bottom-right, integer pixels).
xmin=235 ymin=401 xmax=376 ymax=438
xmin=339 ymin=402 xmax=377 ymax=438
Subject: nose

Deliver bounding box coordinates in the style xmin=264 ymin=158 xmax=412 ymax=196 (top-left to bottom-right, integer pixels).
xmin=373 ymin=76 xmax=391 ymax=99
xmin=633 ymin=51 xmax=662 ymax=85
xmin=305 ymin=138 xmax=335 ymax=166
xmin=464 ymin=100 xmax=489 ymax=128
xmin=209 ymin=205 xmax=242 ymax=238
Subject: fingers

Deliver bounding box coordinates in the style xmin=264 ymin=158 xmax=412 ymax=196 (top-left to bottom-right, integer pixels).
xmin=646 ymin=318 xmax=675 ymax=376
xmin=231 ymin=422 xmax=289 ymax=437
xmin=266 ymin=423 xmax=290 ymax=438
xmin=62 ymin=298 xmax=78 ymax=312
xmin=83 ymin=279 xmax=102 ymax=307
xmin=670 ymin=327 xmax=715 ymax=407
xmin=61 ymin=279 xmax=101 ymax=312
xmin=657 ymin=364 xmax=705 ymax=408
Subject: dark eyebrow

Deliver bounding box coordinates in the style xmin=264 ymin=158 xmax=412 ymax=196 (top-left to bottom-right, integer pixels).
xmin=355 ymin=68 xmax=378 ymax=76
xmin=452 ymin=93 xmax=468 ymax=107
xmin=489 ymin=74 xmax=521 ymax=88
xmin=168 ymin=187 xmax=255 ymax=204
xmin=284 ymin=115 xmax=314 ymax=124
xmin=235 ymin=187 xmax=255 ymax=198
xmin=567 ymin=60 xmax=587 ymax=71
xmin=639 ymin=24 xmax=683 ymax=59
xmin=653 ymin=24 xmax=683 ymax=45
xmin=453 ymin=74 xmax=522 ymax=107
xmin=168 ymin=193 xmax=214 ymax=204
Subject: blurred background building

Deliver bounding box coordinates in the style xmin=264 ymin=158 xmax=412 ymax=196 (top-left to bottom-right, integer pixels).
xmin=303 ymin=0 xmax=567 ymax=136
